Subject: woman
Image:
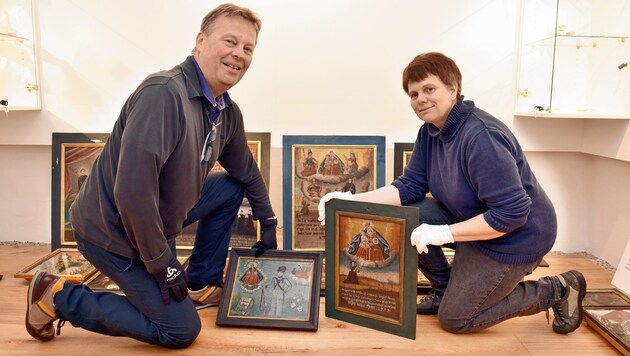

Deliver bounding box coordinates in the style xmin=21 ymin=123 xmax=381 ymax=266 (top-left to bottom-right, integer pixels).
xmin=318 ymin=52 xmax=586 ymax=334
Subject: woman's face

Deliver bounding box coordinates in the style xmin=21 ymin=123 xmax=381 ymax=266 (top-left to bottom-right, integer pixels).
xmin=407 ymin=74 xmax=458 ymax=129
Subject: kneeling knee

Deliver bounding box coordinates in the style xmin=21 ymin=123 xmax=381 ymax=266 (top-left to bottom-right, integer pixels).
xmin=162 ymin=320 xmax=201 ymax=349
xmin=437 ymin=309 xmax=470 ymax=334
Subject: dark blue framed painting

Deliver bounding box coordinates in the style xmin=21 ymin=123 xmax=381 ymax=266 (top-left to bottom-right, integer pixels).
xmin=282 ymin=135 xmax=386 ymax=251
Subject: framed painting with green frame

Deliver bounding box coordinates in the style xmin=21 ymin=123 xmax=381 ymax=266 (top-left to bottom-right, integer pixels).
xmin=324 ymin=199 xmax=419 ymax=339
xmin=51 ymin=132 xmax=110 ymax=250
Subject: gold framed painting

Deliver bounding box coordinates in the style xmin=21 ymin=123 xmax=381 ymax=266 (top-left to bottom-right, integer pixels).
xmin=177 ymin=132 xmax=271 ymax=250
xmin=583 ymin=288 xmax=630 ymax=354
xmin=282 ymin=135 xmax=386 ymax=251
xmin=393 ymin=142 xmax=414 ymax=180
xmin=15 ymin=248 xmax=97 ymax=283
xmin=324 ymin=199 xmax=419 ymax=339
xmin=216 ymin=248 xmax=323 ymax=331
xmin=51 ymin=132 xmax=110 ymax=250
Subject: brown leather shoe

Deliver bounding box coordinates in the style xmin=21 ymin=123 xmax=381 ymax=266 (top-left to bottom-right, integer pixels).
xmin=188 ymin=284 xmax=223 ymax=310
xmin=26 ymin=271 xmax=66 ymax=341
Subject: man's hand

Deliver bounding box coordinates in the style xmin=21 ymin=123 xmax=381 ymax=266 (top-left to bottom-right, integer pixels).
xmin=152 ymin=255 xmax=188 ymax=305
xmin=410 ymin=224 xmax=454 ymax=254
xmin=317 ymin=191 xmax=354 ymax=225
xmin=253 ymin=217 xmax=278 ymax=257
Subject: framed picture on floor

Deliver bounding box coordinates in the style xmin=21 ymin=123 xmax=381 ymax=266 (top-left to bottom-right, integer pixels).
xmin=324 ymin=199 xmax=419 ymax=339
xmin=216 ymin=248 xmax=323 ymax=331
xmin=393 ymin=142 xmax=414 ymax=180
xmin=51 ymin=132 xmax=110 ymax=250
xmin=177 ymin=132 xmax=271 ymax=250
xmin=282 ymin=135 xmax=386 ymax=251
xmin=83 ymin=249 xmax=193 ymax=295
xmin=14 ymin=248 xmax=98 ymax=283
xmin=583 ymin=288 xmax=630 ymax=354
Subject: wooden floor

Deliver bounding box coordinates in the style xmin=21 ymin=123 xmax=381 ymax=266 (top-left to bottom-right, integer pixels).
xmin=0 ymin=243 xmax=621 ymax=355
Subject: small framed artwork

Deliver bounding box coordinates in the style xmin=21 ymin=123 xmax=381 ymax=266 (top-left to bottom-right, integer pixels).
xmin=83 ymin=249 xmax=193 ymax=295
xmin=393 ymin=142 xmax=414 ymax=180
xmin=583 ymin=288 xmax=630 ymax=309
xmin=51 ymin=132 xmax=110 ymax=250
xmin=324 ymin=199 xmax=419 ymax=339
xmin=584 ymin=308 xmax=630 ymax=354
xmin=177 ymin=132 xmax=271 ymax=250
xmin=84 ymin=271 xmax=123 ymax=294
xmin=217 ymin=248 xmax=323 ymax=331
xmin=14 ymin=248 xmax=98 ymax=283
xmin=583 ymin=288 xmax=630 ymax=354
xmin=283 ymin=135 xmax=386 ymax=251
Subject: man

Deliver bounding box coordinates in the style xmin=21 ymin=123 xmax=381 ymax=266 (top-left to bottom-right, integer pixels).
xmin=25 ymin=4 xmax=276 ymax=348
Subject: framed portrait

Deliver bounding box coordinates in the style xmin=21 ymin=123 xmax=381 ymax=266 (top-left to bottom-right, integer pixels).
xmin=282 ymin=135 xmax=386 ymax=251
xmin=51 ymin=132 xmax=110 ymax=250
xmin=324 ymin=199 xmax=419 ymax=339
xmin=393 ymin=142 xmax=414 ymax=180
xmin=14 ymin=248 xmax=98 ymax=283
xmin=177 ymin=132 xmax=271 ymax=250
xmin=216 ymin=248 xmax=323 ymax=331
xmin=582 ymin=288 xmax=630 ymax=354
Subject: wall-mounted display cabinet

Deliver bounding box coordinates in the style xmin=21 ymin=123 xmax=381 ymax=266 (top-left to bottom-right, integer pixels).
xmin=515 ymin=0 xmax=630 ymax=119
xmin=0 ymin=0 xmax=40 ymax=111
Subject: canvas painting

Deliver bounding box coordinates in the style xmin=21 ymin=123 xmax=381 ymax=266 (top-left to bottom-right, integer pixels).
xmin=217 ymin=249 xmax=322 ymax=330
xmin=325 ymin=199 xmax=418 ymax=339
xmin=51 ymin=133 xmax=110 ymax=250
xmin=283 ymin=135 xmax=385 ymax=251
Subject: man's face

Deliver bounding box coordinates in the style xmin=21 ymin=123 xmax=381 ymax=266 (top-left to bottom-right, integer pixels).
xmin=194 ymin=15 xmax=257 ymax=96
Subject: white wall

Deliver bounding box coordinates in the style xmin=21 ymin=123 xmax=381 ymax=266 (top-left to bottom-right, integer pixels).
xmin=0 ymin=0 xmax=628 ymax=268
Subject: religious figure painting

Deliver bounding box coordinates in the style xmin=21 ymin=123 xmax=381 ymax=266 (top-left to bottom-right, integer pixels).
xmin=217 ymin=249 xmax=322 ymax=331
xmin=324 ymin=199 xmax=418 ymax=339
xmin=283 ymin=135 xmax=385 ymax=251
xmin=15 ymin=249 xmax=97 ymax=283
xmin=51 ymin=133 xmax=110 ymax=250
xmin=393 ymin=142 xmax=414 ymax=181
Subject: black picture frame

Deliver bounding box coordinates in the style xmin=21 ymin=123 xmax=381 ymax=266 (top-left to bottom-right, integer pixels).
xmin=582 ymin=288 xmax=630 ymax=354
xmin=51 ymin=132 xmax=110 ymax=250
xmin=393 ymin=142 xmax=414 ymax=180
xmin=282 ymin=135 xmax=386 ymax=251
xmin=324 ymin=199 xmax=419 ymax=339
xmin=216 ymin=248 xmax=323 ymax=331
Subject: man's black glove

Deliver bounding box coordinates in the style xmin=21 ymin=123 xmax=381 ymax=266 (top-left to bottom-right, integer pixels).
xmin=152 ymin=255 xmax=188 ymax=305
xmin=253 ymin=217 xmax=278 ymax=257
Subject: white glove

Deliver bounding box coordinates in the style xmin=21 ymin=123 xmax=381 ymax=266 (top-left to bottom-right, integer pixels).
xmin=410 ymin=224 xmax=453 ymax=254
xmin=317 ymin=191 xmax=354 ymax=225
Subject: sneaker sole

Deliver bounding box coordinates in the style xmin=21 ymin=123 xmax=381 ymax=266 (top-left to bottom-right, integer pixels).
xmin=556 ymin=270 xmax=587 ymax=334
xmin=568 ymin=270 xmax=587 ymax=332
xmin=25 ymin=271 xmax=52 ymax=341
xmin=194 ymin=303 xmax=219 ymax=310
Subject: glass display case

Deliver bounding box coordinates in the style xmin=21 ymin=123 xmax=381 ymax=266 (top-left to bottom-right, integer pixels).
xmin=0 ymin=0 xmax=40 ymax=111
xmin=515 ymin=0 xmax=630 ymax=118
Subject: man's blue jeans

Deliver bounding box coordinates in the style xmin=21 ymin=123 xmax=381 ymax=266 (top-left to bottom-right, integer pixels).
xmin=411 ymin=198 xmax=563 ymax=333
xmin=58 ymin=171 xmax=244 ymax=347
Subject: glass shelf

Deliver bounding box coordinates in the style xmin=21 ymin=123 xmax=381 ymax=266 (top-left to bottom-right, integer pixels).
xmin=0 ymin=0 xmax=40 ymax=111
xmin=515 ymin=0 xmax=630 ymax=119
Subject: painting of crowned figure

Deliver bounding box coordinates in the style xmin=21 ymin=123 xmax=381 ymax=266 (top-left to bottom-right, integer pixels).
xmin=291 ymin=145 xmax=377 ymax=250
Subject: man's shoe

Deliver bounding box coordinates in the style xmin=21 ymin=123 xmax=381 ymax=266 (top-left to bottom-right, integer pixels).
xmin=189 ymin=284 xmax=223 ymax=310
xmin=417 ymin=290 xmax=443 ymax=315
xmin=551 ymin=270 xmax=587 ymax=334
xmin=26 ymin=271 xmax=66 ymax=341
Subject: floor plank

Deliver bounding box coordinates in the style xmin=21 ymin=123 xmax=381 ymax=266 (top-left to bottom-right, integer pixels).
xmin=0 ymin=244 xmax=621 ymax=355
